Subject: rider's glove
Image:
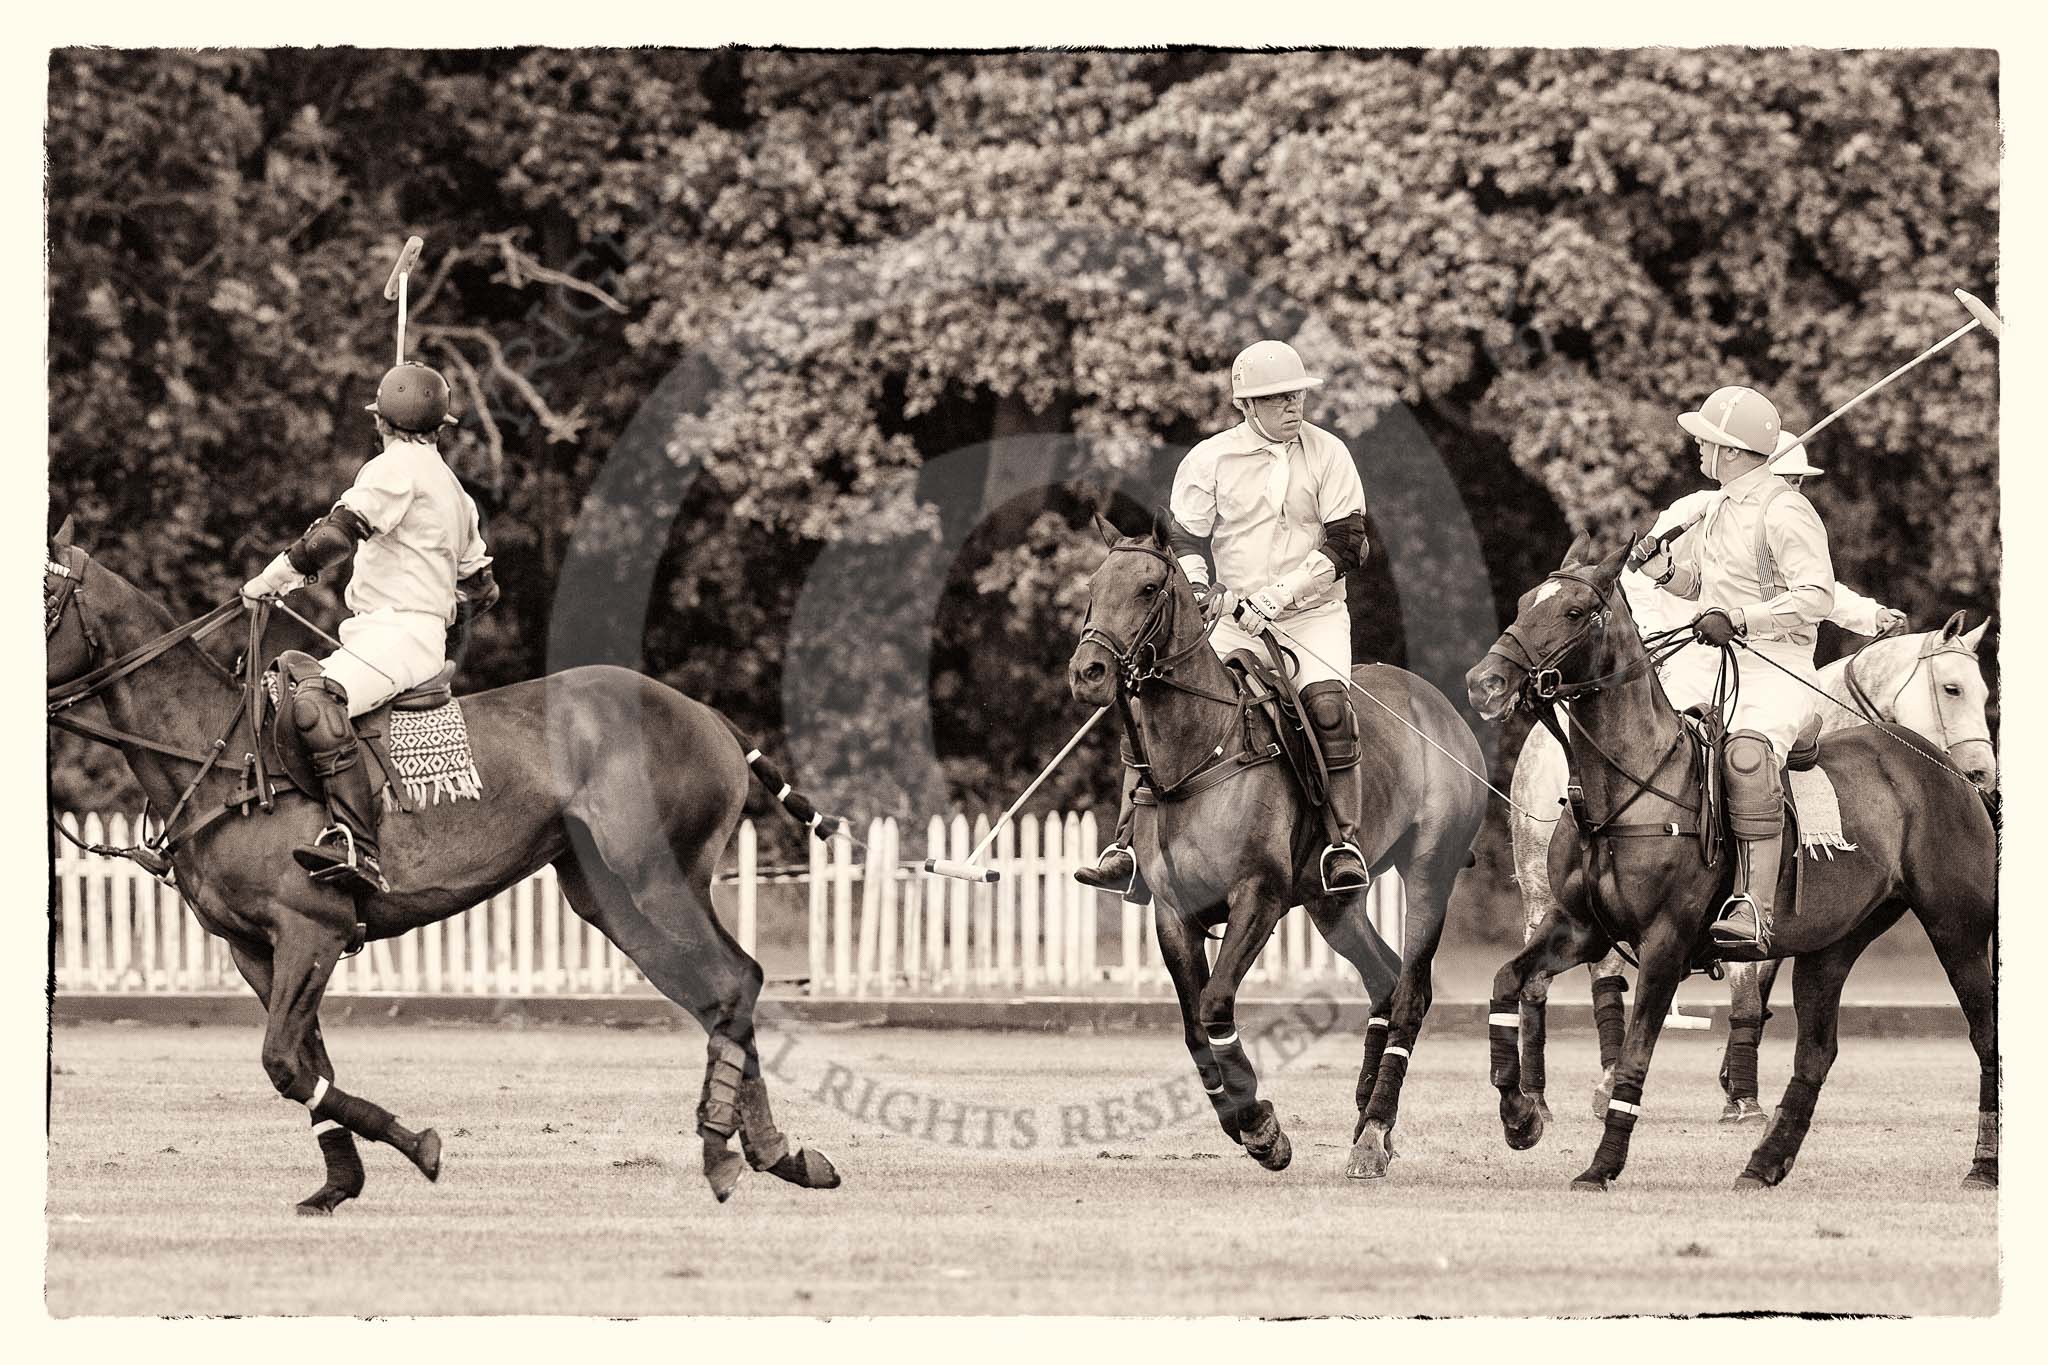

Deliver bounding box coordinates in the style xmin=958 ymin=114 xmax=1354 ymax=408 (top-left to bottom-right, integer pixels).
xmin=1691 ymin=608 xmax=1743 ymax=648
xmin=1235 ymin=582 xmax=1292 ymax=629
xmin=1627 ymin=534 xmax=1674 ymax=585
xmin=457 ymin=567 xmax=502 ymax=616
xmin=241 ymin=552 xmax=307 ymax=604
xmin=1875 ymin=606 xmax=1908 ymax=637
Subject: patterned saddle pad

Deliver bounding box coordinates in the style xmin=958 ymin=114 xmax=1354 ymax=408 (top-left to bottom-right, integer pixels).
xmin=1788 ymin=767 xmax=1854 ymax=857
xmin=263 ymin=673 xmax=483 ymax=810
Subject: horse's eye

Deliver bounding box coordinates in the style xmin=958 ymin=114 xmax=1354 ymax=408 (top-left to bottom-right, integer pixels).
xmin=1944 ymin=684 xmax=1962 ymax=696
xmin=1139 ymin=583 xmax=1159 ymax=597
xmin=1565 ymin=607 xmax=1582 ymax=621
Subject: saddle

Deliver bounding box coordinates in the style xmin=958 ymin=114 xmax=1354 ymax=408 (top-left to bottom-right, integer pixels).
xmin=259 ymin=660 xmax=458 ymax=816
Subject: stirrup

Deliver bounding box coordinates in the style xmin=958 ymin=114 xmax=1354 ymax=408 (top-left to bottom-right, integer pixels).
xmin=1319 ymin=842 xmax=1370 ymax=896
xmin=1075 ymin=844 xmax=1138 ymax=896
xmin=296 ymin=825 xmax=390 ymax=895
xmin=1711 ymin=893 xmax=1768 ymax=951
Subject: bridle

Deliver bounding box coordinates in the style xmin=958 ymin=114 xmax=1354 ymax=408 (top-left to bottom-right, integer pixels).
xmin=44 ymin=545 xmax=100 ymax=656
xmin=1075 ymin=543 xmax=1229 ymax=697
xmin=1844 ymin=631 xmax=1989 ymax=771
xmin=1484 ymin=567 xmax=1691 ymax=706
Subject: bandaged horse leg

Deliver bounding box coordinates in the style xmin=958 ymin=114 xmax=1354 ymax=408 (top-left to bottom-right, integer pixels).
xmin=1516 ymin=975 xmax=1552 ymax=1124
xmin=1075 ymin=753 xmax=1148 ymax=903
xmin=1574 ymin=924 xmax=1691 ymax=1192
xmin=1736 ymin=933 xmax=1865 ymax=1189
xmin=1194 ymin=879 xmax=1295 ymax=1171
xmin=259 ymin=918 xmax=440 ymax=1201
xmin=230 ymin=941 xmax=369 ymax=1214
xmin=1349 ymin=849 xmax=1458 ymax=1180
xmin=1491 ymin=909 xmax=1605 ymax=1154
xmin=1715 ymin=731 xmax=1786 ymax=949
xmin=279 ymin=652 xmax=386 ymax=896
xmin=1589 ymin=965 xmax=1628 ymax=1118
xmin=1302 ymin=681 xmax=1368 ymax=893
xmin=1719 ymin=960 xmax=1772 ymax=1123
xmin=1301 ymin=895 xmax=1402 ymax=1144
xmin=1152 ymin=903 xmax=1241 ymax=1139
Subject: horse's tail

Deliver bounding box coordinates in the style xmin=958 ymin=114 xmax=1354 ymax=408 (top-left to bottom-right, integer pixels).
xmin=718 ymin=715 xmax=862 ymax=852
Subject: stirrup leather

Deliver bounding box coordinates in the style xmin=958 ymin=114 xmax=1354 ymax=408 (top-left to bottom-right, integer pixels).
xmin=1319 ymin=842 xmax=1370 ymax=895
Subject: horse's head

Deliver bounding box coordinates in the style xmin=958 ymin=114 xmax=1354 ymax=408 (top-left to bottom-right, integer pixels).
xmin=1466 ymin=532 xmax=1634 ymax=721
xmin=1068 ymin=508 xmax=1197 ymax=708
xmin=1888 ymin=611 xmax=1997 ymax=793
xmin=45 ymin=516 xmax=100 ymax=689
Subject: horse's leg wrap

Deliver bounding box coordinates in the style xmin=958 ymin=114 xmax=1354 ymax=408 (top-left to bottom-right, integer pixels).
xmin=304 ymin=1078 xmax=438 ymax=1178
xmin=1967 ymin=1064 xmax=2000 ymax=1187
xmin=735 ymin=1075 xmax=790 ymax=1171
xmin=1578 ymin=1080 xmax=1642 ymax=1186
xmin=1519 ymin=1000 xmax=1547 ymax=1098
xmin=1488 ymin=998 xmax=1522 ymax=1091
xmin=696 ymin=1034 xmax=747 ymax=1142
xmin=297 ymin=1122 xmax=368 ymax=1215
xmin=1740 ymin=1076 xmax=1819 ymax=1186
xmin=1360 ymin=1040 xmax=1410 ymax=1129
xmin=1591 ymin=975 xmax=1628 ymax=1073
xmin=1355 ymin=1016 xmax=1389 ymax=1110
xmin=1723 ymin=1015 xmax=1763 ymax=1101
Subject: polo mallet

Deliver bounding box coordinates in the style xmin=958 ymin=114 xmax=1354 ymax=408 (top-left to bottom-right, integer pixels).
xmin=384 ymin=235 xmax=425 ymax=365
xmin=923 ymin=704 xmax=1110 ymax=882
xmin=1793 ymin=286 xmax=2001 ymax=446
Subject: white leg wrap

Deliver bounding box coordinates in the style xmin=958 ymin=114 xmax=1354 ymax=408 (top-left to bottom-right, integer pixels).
xmin=1204 ymin=1082 xmax=1226 ymax=1095
xmin=313 ymin=1117 xmax=344 ymax=1135
xmin=1367 ymin=1017 xmax=1389 ymax=1030
xmin=1608 ymin=1098 xmax=1642 ymax=1117
xmin=303 ymin=1075 xmax=331 ymax=1113
xmin=1206 ymin=1028 xmax=1239 ymax=1048
xmin=1384 ymin=1046 xmax=1411 ymax=1060
xmin=1487 ymin=1013 xmax=1521 ymax=1028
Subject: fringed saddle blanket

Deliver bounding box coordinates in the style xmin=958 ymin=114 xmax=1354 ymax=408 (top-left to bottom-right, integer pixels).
xmin=1788 ymin=767 xmax=1855 ymax=857
xmin=263 ymin=674 xmax=483 ymax=810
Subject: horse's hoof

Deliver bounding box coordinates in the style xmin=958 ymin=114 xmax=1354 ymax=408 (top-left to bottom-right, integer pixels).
xmin=1257 ymin=1130 xmax=1293 ymax=1173
xmin=1346 ymin=1124 xmax=1392 ymax=1180
xmin=1721 ymin=1098 xmax=1766 ymax=1125
xmin=1570 ymin=1173 xmax=1611 ymax=1193
xmin=1732 ymin=1174 xmax=1769 ymax=1192
xmin=1961 ymin=1167 xmax=1998 ymax=1191
xmin=1500 ymin=1094 xmax=1544 ymax=1151
xmin=705 ymin=1147 xmax=746 ymax=1203
xmin=409 ymin=1129 xmax=442 ymax=1183
xmin=294 ymin=1187 xmax=350 ymax=1216
xmin=769 ymin=1146 xmax=841 ymax=1190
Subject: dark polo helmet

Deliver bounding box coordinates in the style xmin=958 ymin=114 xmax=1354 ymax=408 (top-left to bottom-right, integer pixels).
xmin=365 ymin=362 xmax=457 ymax=433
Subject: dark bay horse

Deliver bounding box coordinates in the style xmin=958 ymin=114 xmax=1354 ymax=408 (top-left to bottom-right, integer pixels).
xmin=46 ymin=533 xmax=846 ymax=1209
xmin=1510 ymin=611 xmax=1996 ymax=1124
xmin=1466 ymin=536 xmax=1997 ymax=1192
xmin=1068 ymin=516 xmax=1488 ymax=1180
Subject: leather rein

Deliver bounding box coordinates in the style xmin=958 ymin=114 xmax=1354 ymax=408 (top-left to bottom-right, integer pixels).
xmin=1078 ymin=543 xmax=1282 ymax=802
xmin=45 ymin=547 xmax=295 ymax=878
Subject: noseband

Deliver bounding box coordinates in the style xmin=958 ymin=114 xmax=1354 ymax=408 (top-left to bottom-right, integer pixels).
xmin=1486 ymin=568 xmax=1616 ymax=703
xmin=1077 ymin=543 xmax=1214 ymax=692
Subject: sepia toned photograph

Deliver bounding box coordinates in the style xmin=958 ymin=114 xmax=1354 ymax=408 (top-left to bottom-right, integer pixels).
xmin=42 ymin=41 xmax=2002 ymax=1319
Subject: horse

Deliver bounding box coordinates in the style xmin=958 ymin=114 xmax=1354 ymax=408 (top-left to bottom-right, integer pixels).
xmin=45 ymin=529 xmax=848 ymax=1210
xmin=1509 ymin=611 xmax=1996 ymax=1123
xmin=1067 ymin=513 xmax=1488 ymax=1180
xmin=1465 ymin=534 xmax=1997 ymax=1192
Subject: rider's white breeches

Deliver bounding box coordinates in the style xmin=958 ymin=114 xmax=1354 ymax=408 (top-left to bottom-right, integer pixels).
xmin=319 ymin=609 xmax=448 ymax=717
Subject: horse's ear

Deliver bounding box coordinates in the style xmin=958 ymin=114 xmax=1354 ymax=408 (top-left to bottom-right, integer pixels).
xmin=1594 ymin=536 xmax=1633 ymax=581
xmin=1961 ymin=616 xmax=1991 ymax=653
xmin=1941 ymin=609 xmax=1969 ymax=642
xmin=1091 ymin=510 xmax=1121 ymax=548
xmin=52 ymin=514 xmax=75 ymax=548
xmin=1561 ymin=530 xmax=1596 ymax=568
xmin=1150 ymin=506 xmax=1175 ymax=551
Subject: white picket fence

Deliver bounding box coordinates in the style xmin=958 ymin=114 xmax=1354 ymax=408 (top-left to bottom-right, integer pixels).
xmin=50 ymin=811 xmax=1405 ymax=997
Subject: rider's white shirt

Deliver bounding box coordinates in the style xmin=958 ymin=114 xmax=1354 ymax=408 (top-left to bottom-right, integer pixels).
xmin=1170 ymin=419 xmax=1364 ymax=614
xmin=336 ymin=438 xmax=492 ymax=626
xmin=1660 ymin=464 xmax=1834 ymax=646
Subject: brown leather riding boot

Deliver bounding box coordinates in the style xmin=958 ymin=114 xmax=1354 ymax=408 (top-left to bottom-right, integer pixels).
xmin=1303 ymin=680 xmax=1369 ymax=894
xmin=287 ymin=676 xmax=388 ymax=897
xmin=1712 ymin=836 xmax=1782 ymax=950
xmin=1713 ymin=730 xmax=1783 ymax=950
xmin=1075 ymin=761 xmax=1150 ymax=904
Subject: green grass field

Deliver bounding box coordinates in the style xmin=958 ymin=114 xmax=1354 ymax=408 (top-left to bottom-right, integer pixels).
xmin=47 ymin=1019 xmax=1997 ymax=1317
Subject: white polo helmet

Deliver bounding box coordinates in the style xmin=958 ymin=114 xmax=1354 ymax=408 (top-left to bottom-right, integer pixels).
xmin=1678 ymin=385 xmax=1781 ymax=456
xmin=1231 ymin=340 xmax=1325 ymax=400
xmin=1767 ymin=430 xmax=1822 ymax=477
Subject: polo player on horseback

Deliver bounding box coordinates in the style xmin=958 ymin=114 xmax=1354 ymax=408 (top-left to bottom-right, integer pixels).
xmin=240 ymin=361 xmax=499 ymax=895
xmin=1078 ymin=339 xmax=1371 ymax=898
xmin=1630 ymin=386 xmax=1835 ymax=949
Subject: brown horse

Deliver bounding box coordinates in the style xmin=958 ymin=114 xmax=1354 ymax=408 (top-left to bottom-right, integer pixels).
xmin=46 ymin=531 xmax=846 ymax=1209
xmin=1466 ymin=535 xmax=1997 ymax=1191
xmin=1068 ymin=515 xmax=1488 ymax=1180
xmin=1510 ymin=611 xmax=1996 ymax=1124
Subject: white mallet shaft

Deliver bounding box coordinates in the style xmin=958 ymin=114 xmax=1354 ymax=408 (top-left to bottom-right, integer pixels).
xmin=922 ymin=704 xmax=1111 ymax=881
xmin=1794 ymin=317 xmax=1978 ymax=446
xmin=396 ymin=274 xmax=409 ymax=366
xmin=385 ymin=236 xmax=424 ymax=365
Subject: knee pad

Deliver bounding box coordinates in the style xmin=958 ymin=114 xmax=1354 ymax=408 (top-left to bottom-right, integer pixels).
xmin=1723 ymin=731 xmax=1782 ymax=836
xmin=1301 ymin=681 xmax=1358 ymax=768
xmin=276 ymin=649 xmax=326 ymax=689
xmin=291 ymin=675 xmax=355 ymax=756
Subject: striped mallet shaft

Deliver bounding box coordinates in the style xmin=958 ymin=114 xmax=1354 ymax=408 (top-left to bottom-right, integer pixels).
xmin=923 ymin=704 xmax=1111 ymax=882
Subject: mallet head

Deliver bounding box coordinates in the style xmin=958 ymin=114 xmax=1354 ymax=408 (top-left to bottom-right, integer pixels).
xmin=1955 ymin=288 xmax=2002 ymax=340
xmin=924 ymin=858 xmax=1000 ymax=883
xmin=384 ymin=236 xmax=424 ymax=301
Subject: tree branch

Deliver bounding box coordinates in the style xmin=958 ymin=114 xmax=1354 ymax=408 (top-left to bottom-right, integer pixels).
xmin=417 ymin=322 xmax=588 ymax=445
xmin=480 ymin=229 xmax=627 ymax=314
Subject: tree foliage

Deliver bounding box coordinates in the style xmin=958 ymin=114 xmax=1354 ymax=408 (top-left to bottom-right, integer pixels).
xmin=47 ymin=48 xmax=1998 ymax=935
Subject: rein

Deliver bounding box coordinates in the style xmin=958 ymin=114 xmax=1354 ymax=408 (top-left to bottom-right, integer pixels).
xmin=46 ymin=550 xmax=287 ymax=879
